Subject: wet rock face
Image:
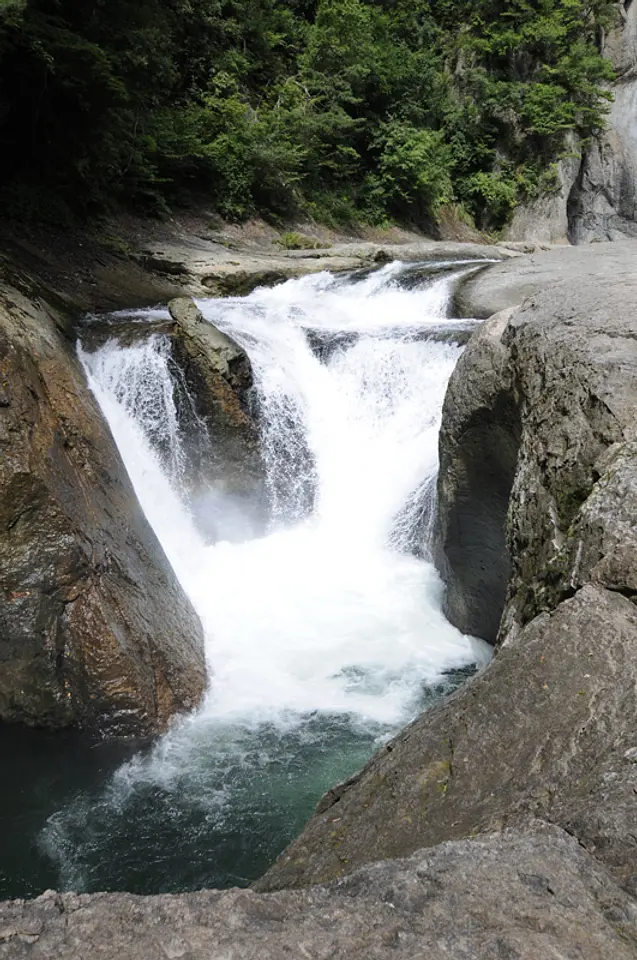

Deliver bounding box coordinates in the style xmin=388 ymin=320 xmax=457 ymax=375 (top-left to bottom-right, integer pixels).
xmin=0 ymin=284 xmax=206 ymax=735
xmin=3 ymin=823 xmax=637 ymax=960
xmin=168 ymin=298 xmax=265 ymax=521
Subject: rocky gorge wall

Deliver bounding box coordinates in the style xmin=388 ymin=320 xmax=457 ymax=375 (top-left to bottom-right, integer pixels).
xmin=508 ymin=1 xmax=637 ymax=244
xmin=0 ymin=237 xmax=528 ymax=736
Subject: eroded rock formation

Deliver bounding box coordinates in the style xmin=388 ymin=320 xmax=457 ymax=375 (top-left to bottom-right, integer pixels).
xmin=445 ymin=274 xmax=637 ymax=638
xmin=434 ymin=307 xmax=520 ymax=641
xmin=0 ymin=283 xmax=206 ymax=735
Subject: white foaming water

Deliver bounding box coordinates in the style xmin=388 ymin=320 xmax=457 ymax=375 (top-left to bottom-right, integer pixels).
xmin=42 ymin=262 xmax=490 ymax=893
xmin=80 ymin=264 xmax=488 ymax=728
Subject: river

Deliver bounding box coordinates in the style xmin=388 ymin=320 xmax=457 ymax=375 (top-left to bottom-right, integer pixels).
xmin=1 ymin=260 xmax=490 ymax=897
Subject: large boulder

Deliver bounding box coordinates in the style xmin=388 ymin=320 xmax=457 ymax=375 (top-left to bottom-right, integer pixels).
xmin=0 ymin=283 xmax=206 ymax=735
xmin=441 ymin=274 xmax=637 ymax=640
xmin=433 ymin=307 xmax=520 ymax=642
xmin=437 ymin=273 xmax=637 ymax=639
xmin=2 ymin=822 xmax=637 ymax=960
xmin=454 ymin=238 xmax=637 ymax=318
xmin=168 ymin=298 xmax=264 ymax=507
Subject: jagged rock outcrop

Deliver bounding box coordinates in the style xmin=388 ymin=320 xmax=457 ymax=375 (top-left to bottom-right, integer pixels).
xmin=507 ymin=2 xmax=637 ymax=243
xmin=569 ymin=0 xmax=637 ymax=241
xmin=3 ymin=823 xmax=637 ymax=959
xmin=455 ymin=238 xmax=637 ymax=318
xmin=0 ymin=283 xmax=206 ymax=735
xmin=168 ymin=298 xmax=264 ymax=512
xmin=256 ymin=273 xmax=637 ymax=901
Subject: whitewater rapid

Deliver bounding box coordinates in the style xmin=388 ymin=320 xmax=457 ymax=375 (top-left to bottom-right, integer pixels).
xmin=41 ymin=261 xmax=489 ymax=893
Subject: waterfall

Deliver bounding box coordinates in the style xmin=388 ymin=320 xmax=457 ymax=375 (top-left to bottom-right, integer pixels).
xmin=40 ymin=261 xmax=489 ymax=895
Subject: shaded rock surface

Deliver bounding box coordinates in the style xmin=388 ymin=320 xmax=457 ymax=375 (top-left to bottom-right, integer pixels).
xmin=2 ymin=823 xmax=637 ymax=959
xmin=0 ymin=283 xmax=206 ymax=735
xmin=168 ymin=298 xmax=264 ymax=514
xmin=455 ymin=239 xmax=637 ymax=318
xmin=433 ymin=307 xmax=520 ymax=642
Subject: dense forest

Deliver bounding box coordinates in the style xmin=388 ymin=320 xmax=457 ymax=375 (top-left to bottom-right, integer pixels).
xmin=0 ymin=0 xmax=616 ymax=230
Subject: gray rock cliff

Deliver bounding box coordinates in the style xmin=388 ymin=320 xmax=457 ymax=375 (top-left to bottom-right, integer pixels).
xmin=507 ymin=3 xmax=637 ymax=243
xmin=569 ymin=1 xmax=637 ymax=241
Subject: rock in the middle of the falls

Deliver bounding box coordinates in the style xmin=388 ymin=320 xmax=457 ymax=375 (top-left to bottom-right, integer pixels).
xmin=168 ymin=297 xmax=265 ymax=507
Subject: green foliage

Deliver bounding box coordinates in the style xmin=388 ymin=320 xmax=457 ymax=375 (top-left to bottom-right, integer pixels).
xmin=463 ymin=171 xmax=519 ymax=228
xmin=276 ymin=231 xmax=330 ymax=249
xmin=368 ymin=122 xmax=453 ymax=223
xmin=0 ymin=0 xmax=617 ymax=229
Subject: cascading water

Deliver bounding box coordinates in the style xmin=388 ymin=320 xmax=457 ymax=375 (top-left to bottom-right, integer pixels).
xmin=23 ymin=262 xmax=490 ymax=896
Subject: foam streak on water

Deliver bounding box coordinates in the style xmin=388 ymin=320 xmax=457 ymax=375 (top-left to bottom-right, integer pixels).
xmin=41 ymin=262 xmax=489 ymax=894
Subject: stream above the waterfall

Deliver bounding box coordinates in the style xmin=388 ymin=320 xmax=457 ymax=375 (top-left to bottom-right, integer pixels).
xmin=0 ymin=260 xmax=491 ymax=898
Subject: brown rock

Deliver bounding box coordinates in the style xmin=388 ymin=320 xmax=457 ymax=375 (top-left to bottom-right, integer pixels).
xmin=168 ymin=297 xmax=264 ymax=502
xmin=0 ymin=283 xmax=206 ymax=735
